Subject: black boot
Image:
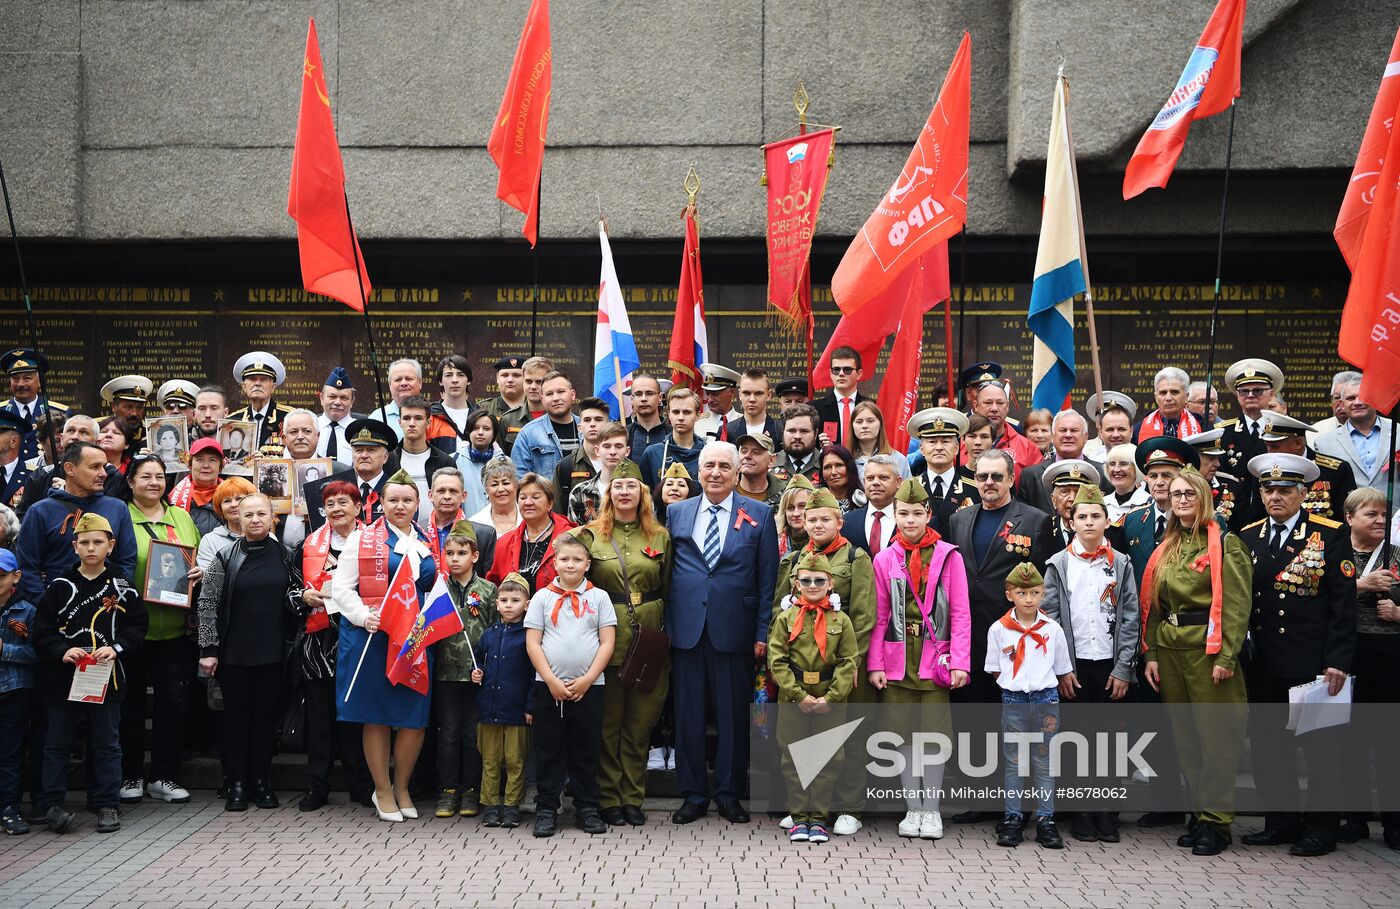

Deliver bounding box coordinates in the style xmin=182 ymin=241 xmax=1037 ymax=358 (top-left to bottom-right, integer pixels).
xmin=533 ymin=808 xmax=558 ymax=837
xmin=1192 ymin=825 xmax=1229 ymax=856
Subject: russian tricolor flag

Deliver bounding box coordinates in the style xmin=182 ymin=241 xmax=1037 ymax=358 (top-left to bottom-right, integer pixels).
xmin=1027 ymin=73 xmax=1088 ymax=412
xmin=594 ymin=220 xmax=641 ymax=419
xmin=386 ymin=571 xmax=463 ymax=693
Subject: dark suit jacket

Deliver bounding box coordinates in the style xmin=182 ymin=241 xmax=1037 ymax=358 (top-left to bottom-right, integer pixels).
xmin=724 ymin=416 xmax=783 ymax=446
xmin=395 ymin=444 xmax=455 ymax=490
xmin=1016 ymin=454 xmax=1110 ymax=514
xmin=1240 ymin=512 xmax=1356 ymax=679
xmin=2 ymin=458 xmax=32 ymax=510
xmin=946 ymin=499 xmax=1054 ymax=661
xmin=303 ymin=461 xmax=398 ymax=531
xmin=812 ymin=391 xmax=873 ymax=445
xmin=841 ymin=504 xmax=898 ymax=558
xmin=664 ymin=492 xmax=778 ymax=653
xmin=912 ymin=470 xmax=981 ymax=535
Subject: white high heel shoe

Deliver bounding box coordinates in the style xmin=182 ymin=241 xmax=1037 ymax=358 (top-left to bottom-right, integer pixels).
xmin=397 ymin=797 xmax=418 ymax=820
xmin=372 ymin=792 xmax=403 ymax=823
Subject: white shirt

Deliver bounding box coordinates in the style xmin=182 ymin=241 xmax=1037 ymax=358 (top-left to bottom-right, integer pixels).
xmin=863 ymin=502 xmax=897 ymax=552
xmin=1064 ymin=539 xmax=1114 ymax=660
xmin=1105 ymin=485 xmax=1151 ymax=523
xmin=370 ymin=402 xmax=404 ymax=440
xmin=399 ymin=448 xmax=433 ymax=521
xmin=928 ymin=467 xmax=957 ymax=499
xmin=696 ymin=409 xmax=742 ymax=441
xmin=691 ymin=493 xmax=733 ymax=558
xmin=317 ymin=414 xmax=349 ymax=458
xmin=984 ymin=610 xmax=1073 ymax=693
xmin=1267 ymin=508 xmax=1303 ymax=545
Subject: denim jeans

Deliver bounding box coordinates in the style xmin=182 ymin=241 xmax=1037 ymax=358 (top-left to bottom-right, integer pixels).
xmin=1000 ymin=687 xmax=1059 ymax=818
xmin=41 ymin=697 xmax=122 ymax=810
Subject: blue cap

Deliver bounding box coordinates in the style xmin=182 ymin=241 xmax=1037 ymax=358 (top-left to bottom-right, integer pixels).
xmin=0 ymin=550 xmax=18 ymax=573
xmin=324 ymin=366 xmax=353 ymax=390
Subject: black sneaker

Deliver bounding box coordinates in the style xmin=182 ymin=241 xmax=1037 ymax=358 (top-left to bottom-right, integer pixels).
xmin=45 ymin=806 xmax=74 ymax=834
xmin=480 ymin=806 xmax=502 ymax=827
xmin=501 ymin=806 xmax=522 ymax=829
xmin=995 ymin=813 xmax=1023 ymax=847
xmin=577 ymin=807 xmax=607 ymax=834
xmin=95 ymin=807 xmax=120 ymax=833
xmin=533 ymin=808 xmax=558 ymax=837
xmin=458 ymin=789 xmax=481 ymax=818
xmin=1 ymin=807 xmax=28 ymax=835
xmin=1035 ymin=816 xmax=1064 ymax=849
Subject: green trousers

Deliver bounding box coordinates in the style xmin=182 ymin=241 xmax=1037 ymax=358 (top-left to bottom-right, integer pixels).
xmin=597 ymin=663 xmax=670 ymax=809
xmin=477 ymin=722 xmax=528 ymax=808
xmin=1156 ymin=646 xmax=1247 ymax=833
xmin=779 ymin=702 xmax=848 ymax=824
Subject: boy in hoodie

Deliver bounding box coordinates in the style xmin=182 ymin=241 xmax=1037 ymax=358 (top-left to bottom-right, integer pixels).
xmin=15 ymin=442 xmax=136 ymax=603
xmin=32 ymin=512 xmax=146 ymax=834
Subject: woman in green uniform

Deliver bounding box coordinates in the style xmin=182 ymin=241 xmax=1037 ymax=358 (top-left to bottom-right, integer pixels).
xmin=1141 ymin=467 xmax=1252 ymax=857
xmin=574 ymin=459 xmax=673 ymax=828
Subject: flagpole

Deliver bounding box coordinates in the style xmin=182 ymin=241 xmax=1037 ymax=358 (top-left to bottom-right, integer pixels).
xmin=956 ymin=227 xmax=968 ymax=406
xmin=1203 ymin=100 xmax=1238 ymax=403
xmin=531 ymin=183 xmax=542 ymax=356
xmin=943 ymin=296 xmax=955 ymax=408
xmin=1060 ymin=70 xmax=1103 ymax=413
xmin=342 ymin=191 xmax=386 ymax=415
xmin=0 ymin=159 xmax=62 ymax=461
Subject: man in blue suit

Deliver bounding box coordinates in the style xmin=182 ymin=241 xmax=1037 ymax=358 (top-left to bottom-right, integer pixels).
xmin=666 ymin=441 xmax=778 ymax=824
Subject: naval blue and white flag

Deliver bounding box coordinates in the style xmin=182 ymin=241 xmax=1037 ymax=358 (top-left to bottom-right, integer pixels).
xmin=594 ymin=220 xmax=641 ymax=419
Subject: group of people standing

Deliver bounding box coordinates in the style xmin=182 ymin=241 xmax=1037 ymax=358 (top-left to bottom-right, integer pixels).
xmin=0 ymin=343 xmax=1392 ymax=860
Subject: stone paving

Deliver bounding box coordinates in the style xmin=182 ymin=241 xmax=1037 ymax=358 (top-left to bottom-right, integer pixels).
xmin=3 ymin=795 xmax=1400 ymax=908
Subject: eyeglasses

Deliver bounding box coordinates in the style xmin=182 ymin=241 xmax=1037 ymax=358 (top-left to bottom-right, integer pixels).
xmin=830 ymin=366 xmax=858 ymax=375
xmin=1168 ymin=490 xmax=1200 ymax=501
xmin=795 ymin=577 xmax=829 ymax=588
xmin=974 ymin=472 xmax=1007 ymax=482
xmin=1237 ymin=387 xmax=1269 ymax=398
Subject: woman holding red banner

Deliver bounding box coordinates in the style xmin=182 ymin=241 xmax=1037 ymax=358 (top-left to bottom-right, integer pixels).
xmin=1141 ymin=468 xmax=1251 ymax=856
xmin=329 ymin=469 xmax=438 ymax=823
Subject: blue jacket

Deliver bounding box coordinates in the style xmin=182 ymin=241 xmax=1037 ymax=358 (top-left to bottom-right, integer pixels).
xmin=16 ymin=488 xmax=138 ymax=603
xmin=638 ymin=434 xmax=705 ymax=489
xmin=665 ymin=492 xmax=778 ymax=653
xmin=0 ymin=596 xmax=37 ymax=694
xmin=512 ymin=414 xmax=580 ymax=482
xmin=475 ymin=620 xmax=533 ymax=725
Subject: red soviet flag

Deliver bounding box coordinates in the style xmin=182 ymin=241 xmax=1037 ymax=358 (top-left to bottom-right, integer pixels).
xmin=287 ymin=17 xmax=372 ymax=312
xmin=668 ymin=202 xmax=707 ymax=393
xmin=1338 ymin=80 xmax=1400 ymax=413
xmin=877 ymin=253 xmax=949 ymax=455
xmin=831 ymin=32 xmax=968 ymax=318
xmin=1122 ymin=0 xmax=1245 ymax=200
xmin=1335 ymin=25 xmax=1400 ymax=272
xmin=488 ymin=0 xmax=552 ymax=247
xmin=815 ymin=243 xmax=949 ymax=390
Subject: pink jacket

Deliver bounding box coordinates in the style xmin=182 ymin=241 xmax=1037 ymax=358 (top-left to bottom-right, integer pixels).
xmin=869 ymin=540 xmax=971 ymax=681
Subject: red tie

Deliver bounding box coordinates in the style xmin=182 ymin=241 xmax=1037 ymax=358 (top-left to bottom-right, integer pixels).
xmin=870 ymin=510 xmax=884 ymax=556
xmin=839 ymin=398 xmax=852 ymax=447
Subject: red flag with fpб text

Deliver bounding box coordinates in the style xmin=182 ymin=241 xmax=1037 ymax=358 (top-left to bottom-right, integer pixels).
xmin=1122 ymin=0 xmax=1244 ymax=200
xmin=1335 ymin=25 xmax=1400 ymax=272
xmin=488 ymin=0 xmax=552 ymax=247
xmin=831 ymin=32 xmax=969 ymax=318
xmin=287 ymin=17 xmax=372 ymax=312
xmin=1338 ymin=68 xmax=1400 ymax=413
xmin=877 ymin=253 xmax=947 ymax=455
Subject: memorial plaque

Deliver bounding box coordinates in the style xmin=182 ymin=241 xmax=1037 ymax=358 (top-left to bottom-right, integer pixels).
xmin=0 ymin=281 xmax=1347 ymax=426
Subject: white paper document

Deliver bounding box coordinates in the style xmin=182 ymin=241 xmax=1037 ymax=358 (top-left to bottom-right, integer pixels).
xmin=67 ymin=659 xmax=113 ymax=704
xmin=1286 ymin=675 xmax=1352 ymax=736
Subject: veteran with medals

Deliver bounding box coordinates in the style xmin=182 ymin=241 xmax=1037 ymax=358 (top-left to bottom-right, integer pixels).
xmin=1238 ymin=453 xmax=1357 ymax=857
xmin=0 ymin=349 xmax=67 ymax=464
xmin=227 ymin=352 xmax=295 ymax=458
xmin=571 ymin=460 xmax=673 ymax=827
xmin=907 ymin=408 xmax=979 ymax=535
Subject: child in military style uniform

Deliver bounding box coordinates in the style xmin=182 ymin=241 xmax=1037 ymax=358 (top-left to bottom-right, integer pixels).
xmin=434 ymin=520 xmax=498 ymax=820
xmin=767 ymin=551 xmax=858 ymax=845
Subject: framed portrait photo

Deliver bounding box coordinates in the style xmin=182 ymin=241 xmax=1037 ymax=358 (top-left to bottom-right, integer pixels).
xmin=293 ymin=458 xmax=333 ymax=510
xmin=143 ymin=540 xmax=196 ymax=608
xmin=144 ymin=416 xmax=189 ymax=472
xmin=255 ymin=458 xmax=294 ymax=514
xmin=218 ymin=419 xmax=256 ymax=475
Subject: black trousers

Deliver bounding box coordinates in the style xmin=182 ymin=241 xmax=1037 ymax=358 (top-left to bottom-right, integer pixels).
xmin=120 ymin=637 xmax=196 ymax=781
xmin=1248 ymin=671 xmax=1343 ymax=840
xmin=531 ymin=681 xmax=603 ymax=812
xmin=1344 ymin=634 xmax=1400 ymax=832
xmin=219 ymin=663 xmax=282 ymax=785
xmin=303 ymin=676 xmax=370 ymax=797
xmin=435 ymin=680 xmax=482 ymax=792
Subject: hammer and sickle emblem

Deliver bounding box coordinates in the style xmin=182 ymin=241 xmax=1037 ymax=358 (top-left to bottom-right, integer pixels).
xmin=304 ymin=57 xmax=331 ymax=107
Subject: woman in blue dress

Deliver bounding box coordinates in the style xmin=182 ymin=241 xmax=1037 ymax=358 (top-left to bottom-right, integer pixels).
xmin=329 ymin=469 xmax=437 ymax=822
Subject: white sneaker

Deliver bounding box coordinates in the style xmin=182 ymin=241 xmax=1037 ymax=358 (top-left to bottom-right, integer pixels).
xmin=646 ymin=747 xmax=666 ymax=771
xmin=832 ymin=814 xmax=862 ymax=835
xmin=779 ymin=814 xmax=794 ymax=830
xmin=919 ymin=810 xmax=944 ymax=839
xmin=145 ymin=780 xmax=191 ymax=803
xmin=119 ymin=779 xmax=144 ymax=803
xmin=665 ymin=749 xmax=676 ymax=771
xmin=898 ymin=810 xmax=922 ymax=837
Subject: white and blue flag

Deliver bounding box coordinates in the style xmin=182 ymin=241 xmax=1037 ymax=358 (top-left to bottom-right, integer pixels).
xmin=594 ymin=220 xmax=641 ymax=418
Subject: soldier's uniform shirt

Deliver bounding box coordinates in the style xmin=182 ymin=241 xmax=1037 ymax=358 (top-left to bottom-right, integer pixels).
xmin=1142 ymin=531 xmax=1253 ymax=672
xmin=771 ymin=451 xmax=823 ymax=487
xmin=227 ymin=399 xmax=295 ymax=457
xmin=1234 ymin=452 xmax=1357 ymax=530
xmin=1241 ymin=511 xmax=1357 ymax=681
xmin=1212 ymin=472 xmax=1245 ymax=530
xmin=1219 ymin=417 xmax=1267 ymax=478
xmin=434 ymin=574 xmax=499 ymax=683
xmin=483 ymin=396 xmax=530 ymax=456
xmin=774 ymin=542 xmax=875 ymax=663
xmin=767 ymin=596 xmax=857 ymax=704
xmin=918 ymin=467 xmax=980 ymax=535
xmin=736 ymin=474 xmax=783 ymax=511
xmin=1 ymin=397 xmax=67 ymax=464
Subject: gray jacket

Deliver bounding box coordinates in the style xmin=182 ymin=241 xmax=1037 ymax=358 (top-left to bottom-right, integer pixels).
xmin=1041 ymin=545 xmax=1140 ymax=682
